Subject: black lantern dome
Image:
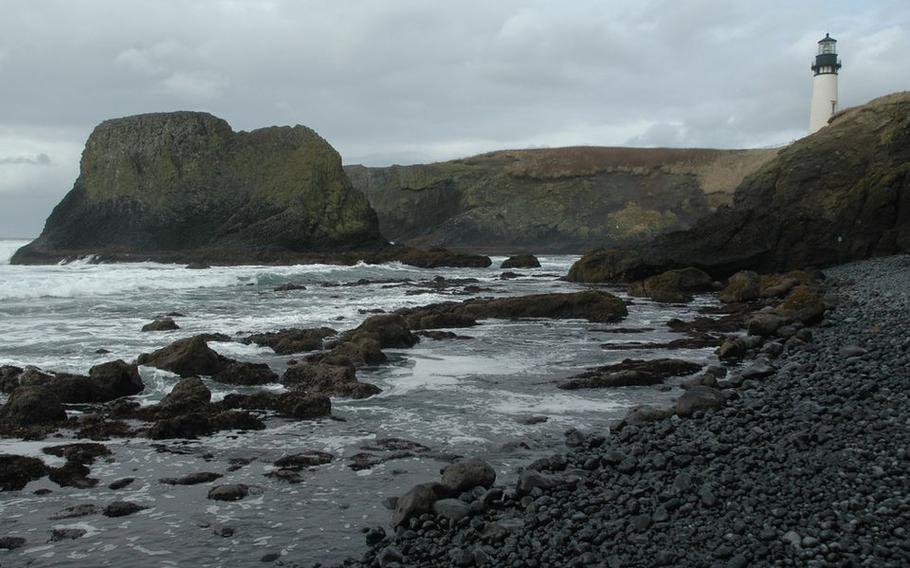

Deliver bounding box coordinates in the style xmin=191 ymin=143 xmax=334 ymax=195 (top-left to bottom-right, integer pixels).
xmin=812 ymin=33 xmax=842 ymax=75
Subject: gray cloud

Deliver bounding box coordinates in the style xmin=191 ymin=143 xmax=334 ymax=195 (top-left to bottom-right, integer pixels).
xmin=0 ymin=153 xmax=51 ymax=166
xmin=0 ymin=0 xmax=908 ymax=236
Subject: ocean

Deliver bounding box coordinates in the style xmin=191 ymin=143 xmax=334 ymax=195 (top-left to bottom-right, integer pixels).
xmin=0 ymin=238 xmax=716 ymax=566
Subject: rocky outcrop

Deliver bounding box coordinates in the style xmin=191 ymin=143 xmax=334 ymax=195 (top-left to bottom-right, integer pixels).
xmin=12 ymin=112 xmax=386 ymax=265
xmin=347 ymin=147 xmax=777 ymax=253
xmin=397 ymin=290 xmax=628 ymax=325
xmin=567 ymin=92 xmax=910 ymax=281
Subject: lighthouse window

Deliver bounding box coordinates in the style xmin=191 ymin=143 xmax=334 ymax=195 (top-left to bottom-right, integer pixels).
xmin=819 ymin=42 xmax=836 ymax=55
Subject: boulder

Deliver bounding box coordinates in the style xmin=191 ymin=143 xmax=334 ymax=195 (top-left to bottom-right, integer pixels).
xmin=516 ymin=471 xmax=563 ymax=496
xmin=404 ymin=312 xmax=478 ymax=330
xmin=245 ymin=327 xmax=336 ymax=355
xmin=0 ymin=455 xmax=47 ymax=491
xmin=776 ymin=286 xmax=826 ymax=324
xmin=216 ymin=391 xmax=331 ymax=420
xmin=103 ymin=501 xmax=146 ymax=517
xmin=158 ymin=377 xmax=211 ymax=414
xmin=0 ymin=365 xmax=24 ymax=393
xmin=141 ymin=317 xmax=179 ymax=332
xmin=501 ymin=254 xmax=541 ymax=269
xmin=211 ymin=361 xmax=278 ymax=386
xmin=282 ymin=363 xmax=379 ymax=399
xmin=394 ymin=248 xmax=492 ymax=269
xmin=87 ymin=360 xmax=144 ymax=400
xmin=746 ymin=313 xmax=787 ymax=337
xmin=319 ymin=336 xmax=387 ymax=368
xmin=274 ymin=451 xmax=335 ymax=469
xmin=628 ymin=267 xmax=713 ymax=303
xmin=346 ymin=314 xmax=419 ymax=348
xmin=433 ymin=498 xmax=471 ymax=522
xmin=137 ymin=336 xmax=228 ymax=377
xmin=441 ymin=458 xmax=496 ymax=493
xmin=0 ymin=386 xmax=67 ymax=426
xmin=719 ymin=271 xmax=761 ymax=303
xmin=147 ymin=413 xmax=213 ymax=439
xmin=392 ymin=482 xmax=450 ymax=527
xmin=207 ymin=484 xmax=251 ymax=501
xmin=621 ymin=404 xmax=675 ymax=426
xmin=676 ymin=386 xmax=725 ymax=418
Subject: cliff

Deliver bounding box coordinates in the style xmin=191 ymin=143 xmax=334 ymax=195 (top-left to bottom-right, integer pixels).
xmin=345 ymin=146 xmax=778 ymax=254
xmin=12 ymin=112 xmax=387 ymax=265
xmin=567 ymin=92 xmax=910 ymax=282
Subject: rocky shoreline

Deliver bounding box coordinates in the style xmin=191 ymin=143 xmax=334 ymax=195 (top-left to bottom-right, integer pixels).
xmin=341 ymin=255 xmax=910 ymax=567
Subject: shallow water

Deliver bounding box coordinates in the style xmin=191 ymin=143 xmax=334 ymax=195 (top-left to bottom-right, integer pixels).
xmin=0 ymin=239 xmax=718 ymax=566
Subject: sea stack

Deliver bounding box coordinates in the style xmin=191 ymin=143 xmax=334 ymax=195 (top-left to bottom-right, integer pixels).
xmin=11 ymin=112 xmax=386 ymax=265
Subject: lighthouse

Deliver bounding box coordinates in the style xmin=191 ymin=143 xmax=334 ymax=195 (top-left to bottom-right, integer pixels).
xmin=809 ymin=33 xmax=842 ymax=134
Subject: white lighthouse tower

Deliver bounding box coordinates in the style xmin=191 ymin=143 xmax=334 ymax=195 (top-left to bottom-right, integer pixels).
xmin=809 ymin=33 xmax=842 ymax=134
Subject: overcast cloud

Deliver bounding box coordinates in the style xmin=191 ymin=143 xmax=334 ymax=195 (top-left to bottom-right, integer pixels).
xmin=1 ymin=0 xmax=908 ymax=237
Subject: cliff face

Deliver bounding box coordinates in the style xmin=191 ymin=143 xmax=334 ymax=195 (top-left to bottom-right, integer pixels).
xmin=13 ymin=112 xmax=386 ymax=264
xmin=346 ymin=147 xmax=778 ymax=254
xmin=568 ymin=92 xmax=910 ymax=282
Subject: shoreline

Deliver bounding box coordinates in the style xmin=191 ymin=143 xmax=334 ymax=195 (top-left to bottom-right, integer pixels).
xmin=343 ymin=255 xmax=910 ymax=567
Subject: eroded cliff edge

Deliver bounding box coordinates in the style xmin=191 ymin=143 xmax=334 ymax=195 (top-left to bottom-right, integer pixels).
xmin=346 ymin=147 xmax=778 ymax=254
xmin=12 ymin=112 xmax=388 ymax=265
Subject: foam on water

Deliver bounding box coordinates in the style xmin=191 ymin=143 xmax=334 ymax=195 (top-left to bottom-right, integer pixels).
xmin=0 ymin=241 xmax=722 ymax=567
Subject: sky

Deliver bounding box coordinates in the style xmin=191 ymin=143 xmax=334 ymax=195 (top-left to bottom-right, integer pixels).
xmin=1 ymin=0 xmax=908 ymax=237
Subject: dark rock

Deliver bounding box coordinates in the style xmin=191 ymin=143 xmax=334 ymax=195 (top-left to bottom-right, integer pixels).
xmin=441 ymin=458 xmax=496 ymax=493
xmin=137 ymin=336 xmax=228 ymax=377
xmin=50 ymin=528 xmax=86 ymax=541
xmin=147 ymin=413 xmax=213 ymax=439
xmin=415 ymin=330 xmax=473 ymax=340
xmin=274 ymin=450 xmax=334 ymax=469
xmin=0 ymin=537 xmax=26 ymax=550
xmin=621 ymin=404 xmax=675 ymax=426
xmin=160 ymin=472 xmax=223 ymax=485
xmin=392 ymin=482 xmax=450 ymax=527
xmin=516 ymin=471 xmax=563 ymax=496
xmin=0 ymin=386 xmax=67 ymax=426
xmin=776 ymin=286 xmax=826 ymax=324
xmin=103 ymin=501 xmax=146 ymax=517
xmin=676 ymin=386 xmax=725 ymax=418
xmin=0 ymin=455 xmax=47 ymax=491
xmin=273 ymin=283 xmax=306 ymax=292
xmin=559 ymin=358 xmax=701 ymax=390
xmin=109 ymin=477 xmax=134 ymax=490
xmin=142 ymin=317 xmax=179 ymax=332
xmin=282 ymin=363 xmax=381 ymax=399
xmin=501 ymin=254 xmax=541 ymax=269
xmin=159 ymin=377 xmax=212 ymax=414
xmin=245 ymin=327 xmax=336 ymax=355
xmin=207 ymin=484 xmax=251 ymax=501
xmin=515 ymin=415 xmax=548 ymax=425
xmin=746 ymin=313 xmax=787 ymax=337
xmin=628 ymin=267 xmax=713 ymax=303
xmin=433 ymin=498 xmax=470 ymax=522
xmin=211 ymin=410 xmax=266 ymax=431
xmin=211 ymin=361 xmax=278 ymax=386
xmin=719 ymin=271 xmax=761 ymax=303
